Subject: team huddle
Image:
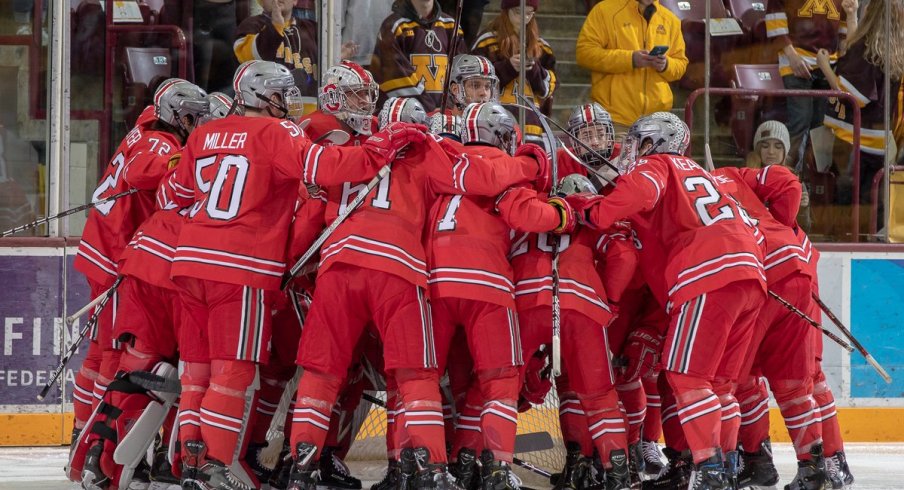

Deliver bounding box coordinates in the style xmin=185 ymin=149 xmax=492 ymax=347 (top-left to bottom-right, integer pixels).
xmin=63 ymin=53 xmax=854 ymax=490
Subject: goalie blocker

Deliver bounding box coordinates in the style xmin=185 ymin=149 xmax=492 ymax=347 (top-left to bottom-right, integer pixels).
xmin=69 ymin=362 xmax=180 ymax=489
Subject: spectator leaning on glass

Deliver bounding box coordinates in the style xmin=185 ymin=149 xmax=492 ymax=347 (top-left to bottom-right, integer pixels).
xmin=817 ymin=0 xmax=904 ymax=211
xmin=575 ymin=0 xmax=687 ymax=138
xmin=235 ymin=0 xmax=320 ymax=114
xmin=746 ymin=120 xmax=813 ymax=231
xmin=765 ymin=0 xmax=857 ymax=167
xmin=371 ymin=0 xmax=467 ymax=112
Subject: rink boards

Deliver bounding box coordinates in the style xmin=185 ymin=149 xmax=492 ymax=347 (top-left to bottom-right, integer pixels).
xmin=0 ymin=240 xmax=902 ymax=446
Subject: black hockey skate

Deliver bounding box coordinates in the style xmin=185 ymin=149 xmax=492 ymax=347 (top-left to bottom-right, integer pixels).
xmin=783 ymin=444 xmax=827 ymax=490
xmin=244 ymin=441 xmax=274 ymax=484
xmin=738 ymin=439 xmax=780 ymax=489
xmin=269 ymin=442 xmax=293 ymax=489
xmin=286 ymin=443 xmax=320 ymax=490
xmin=641 ymin=447 xmax=691 ymax=490
xmin=688 ymin=451 xmax=729 ymax=490
xmin=480 ymin=450 xmax=521 ymax=490
xmin=319 ymin=447 xmax=362 ymax=490
xmin=627 ymin=443 xmax=643 ymax=489
xmin=149 ymin=442 xmax=180 ymax=484
xmin=410 ymin=447 xmax=464 ymax=490
xmin=450 ymin=448 xmax=479 ymax=490
xmin=603 ymin=449 xmax=631 ymax=490
xmin=552 ymin=442 xmax=590 ymax=490
xmin=180 ymin=440 xmax=254 ymax=490
xmin=639 ymin=440 xmax=667 ymax=479
xmin=370 ymin=460 xmax=401 ymax=490
xmin=80 ymin=442 xmax=111 ymax=490
xmin=825 ymin=451 xmax=854 ymax=489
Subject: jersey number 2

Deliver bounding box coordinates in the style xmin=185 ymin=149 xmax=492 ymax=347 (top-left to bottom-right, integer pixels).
xmin=684 ymin=176 xmax=734 ymax=226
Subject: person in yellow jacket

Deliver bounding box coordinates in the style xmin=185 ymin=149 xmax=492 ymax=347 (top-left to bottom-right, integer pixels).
xmin=576 ymin=0 xmax=688 ymax=136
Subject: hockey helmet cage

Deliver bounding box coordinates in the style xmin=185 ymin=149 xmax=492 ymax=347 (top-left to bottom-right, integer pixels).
xmin=557 ymin=173 xmax=597 ymax=197
xmin=449 ymin=54 xmax=499 ymax=109
xmin=566 ymin=103 xmax=615 ymax=165
xmin=319 ymin=60 xmax=379 ymax=135
xmin=378 ymin=97 xmax=429 ymax=130
xmin=233 ymin=60 xmax=304 ymax=119
xmin=153 ymin=78 xmax=209 ymax=137
xmin=460 ymin=102 xmax=517 ymax=155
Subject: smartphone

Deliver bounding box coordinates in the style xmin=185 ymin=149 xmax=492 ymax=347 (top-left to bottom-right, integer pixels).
xmin=649 ymin=45 xmax=669 ymax=57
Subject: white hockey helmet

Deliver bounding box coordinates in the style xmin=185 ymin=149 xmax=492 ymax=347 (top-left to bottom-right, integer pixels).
xmin=378 ymin=97 xmax=429 ymax=130
xmin=460 ymin=102 xmax=517 ymax=155
xmin=233 ymin=60 xmax=304 ymax=119
xmin=153 ymin=78 xmax=209 ymax=137
xmin=566 ymin=103 xmax=615 ymax=166
xmin=319 ymin=60 xmax=379 ymax=135
xmin=449 ymin=54 xmax=499 ymax=109
xmin=618 ymin=112 xmax=690 ymax=173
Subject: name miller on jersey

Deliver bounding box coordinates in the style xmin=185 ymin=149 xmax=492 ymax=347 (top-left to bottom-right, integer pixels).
xmin=203 ymin=132 xmax=248 ymax=150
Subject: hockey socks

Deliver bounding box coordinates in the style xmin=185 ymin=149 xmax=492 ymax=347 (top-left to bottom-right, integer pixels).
xmin=642 ymin=374 xmax=663 ymax=441
xmin=395 ymin=368 xmax=448 ymax=463
xmin=291 ymin=368 xmax=343 ymax=460
xmin=813 ymin=369 xmax=844 ymax=456
xmin=582 ymin=389 xmax=628 ymax=468
xmin=557 ymin=386 xmax=593 ymax=456
xmin=477 ymin=367 xmax=520 ymax=463
xmin=666 ymin=371 xmax=722 ymax=464
xmin=737 ymin=376 xmax=771 ymax=452
xmin=178 ymin=361 xmax=211 ymax=467
xmin=199 ymin=359 xmax=257 ymax=465
xmin=616 ymin=379 xmax=647 ymax=445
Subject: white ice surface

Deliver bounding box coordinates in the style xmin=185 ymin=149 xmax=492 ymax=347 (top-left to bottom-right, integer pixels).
xmin=0 ymin=443 xmax=902 ymax=489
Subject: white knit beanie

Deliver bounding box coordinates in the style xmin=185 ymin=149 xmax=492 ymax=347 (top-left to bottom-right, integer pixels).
xmin=753 ymin=120 xmax=790 ymax=154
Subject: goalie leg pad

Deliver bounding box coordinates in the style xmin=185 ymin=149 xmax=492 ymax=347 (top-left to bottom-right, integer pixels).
xmin=111 ymin=362 xmax=180 ymax=486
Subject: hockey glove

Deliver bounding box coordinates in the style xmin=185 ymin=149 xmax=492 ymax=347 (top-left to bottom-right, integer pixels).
xmin=547 ymin=197 xmax=577 ymax=234
xmin=364 ymin=122 xmax=428 ymax=162
xmin=563 ymin=192 xmax=604 ymax=227
xmin=619 ymin=329 xmax=662 ymax=384
xmin=519 ymin=346 xmax=553 ymax=411
xmin=514 ymin=143 xmax=552 ymax=193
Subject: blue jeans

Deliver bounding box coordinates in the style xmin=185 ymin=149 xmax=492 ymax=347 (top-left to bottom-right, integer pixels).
xmin=782 ymin=72 xmax=830 ymax=166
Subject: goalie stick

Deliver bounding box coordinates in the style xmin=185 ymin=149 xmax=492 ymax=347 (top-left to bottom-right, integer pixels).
xmin=313 ymin=129 xmax=351 ymax=146
xmin=2 ymin=188 xmax=139 ymax=237
xmin=811 ymin=293 xmax=892 ymax=383
xmin=281 ymin=165 xmax=392 ymax=289
xmin=767 ymin=290 xmax=853 ymax=352
xmin=38 ymin=276 xmax=124 ymax=400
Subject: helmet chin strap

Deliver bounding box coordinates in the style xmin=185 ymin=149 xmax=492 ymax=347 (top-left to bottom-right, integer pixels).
xmin=256 ymin=93 xmax=289 ymax=119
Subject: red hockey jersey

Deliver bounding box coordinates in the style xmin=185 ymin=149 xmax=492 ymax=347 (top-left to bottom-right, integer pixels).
xmin=75 ymin=111 xmax=180 ymax=286
xmin=426 ymin=146 xmax=558 ymax=308
xmin=161 ymin=114 xmax=391 ymax=290
xmin=317 ymin=136 xmax=544 ymax=288
xmin=497 ymin=187 xmax=614 ymax=325
xmin=714 ymin=166 xmax=812 ymax=284
xmin=120 ymin=207 xmax=186 ymax=290
xmin=584 ymin=154 xmax=766 ymax=311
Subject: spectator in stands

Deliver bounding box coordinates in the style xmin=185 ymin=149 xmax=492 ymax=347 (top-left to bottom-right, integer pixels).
xmin=438 ymin=0 xmax=490 ymax=49
xmin=575 ymin=0 xmax=687 ymax=138
xmin=193 ymin=0 xmax=241 ymax=93
xmin=746 ymin=120 xmax=813 ymax=230
xmin=370 ymin=0 xmax=466 ymax=112
xmin=341 ymin=0 xmax=394 ymax=68
xmin=818 ymin=0 xmax=904 ymax=231
xmin=235 ymin=0 xmax=319 ymax=114
xmin=472 ymin=0 xmax=557 ymax=145
xmin=765 ymin=0 xmax=857 ymax=167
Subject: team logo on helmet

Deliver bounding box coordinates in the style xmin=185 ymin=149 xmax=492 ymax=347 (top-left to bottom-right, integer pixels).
xmin=319 ymin=61 xmax=379 ymax=135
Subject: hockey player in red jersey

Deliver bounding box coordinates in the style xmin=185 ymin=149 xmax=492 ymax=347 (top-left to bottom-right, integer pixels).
xmin=426 ymin=102 xmax=560 ymax=490
xmin=496 ymin=172 xmax=632 ymax=490
xmin=563 ymin=113 xmax=767 ymax=490
xmin=68 ymin=78 xmax=208 ymax=485
xmin=447 ymin=54 xmax=499 ymax=116
xmin=713 ymin=165 xmax=827 ymax=490
xmin=304 ymin=61 xmax=380 ymax=138
xmin=557 ymin=102 xmax=618 ymax=186
xmin=286 ymin=109 xmax=551 ymax=490
xmin=160 ymin=60 xmax=424 ymax=489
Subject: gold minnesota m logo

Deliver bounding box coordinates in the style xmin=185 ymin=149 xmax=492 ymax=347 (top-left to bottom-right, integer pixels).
xmin=797 ymin=0 xmax=841 ymax=19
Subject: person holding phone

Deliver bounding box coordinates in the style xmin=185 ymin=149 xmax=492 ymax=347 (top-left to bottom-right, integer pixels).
xmin=576 ymin=0 xmax=688 ymax=138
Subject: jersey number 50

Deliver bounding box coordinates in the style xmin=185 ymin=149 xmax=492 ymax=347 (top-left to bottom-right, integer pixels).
xmin=190 ymin=155 xmax=249 ymax=220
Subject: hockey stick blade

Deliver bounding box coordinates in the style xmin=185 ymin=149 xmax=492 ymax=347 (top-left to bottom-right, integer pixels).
xmin=313 ymin=129 xmax=351 ymax=145
xmin=514 ymin=432 xmax=555 ymax=453
xmin=128 ymin=371 xmax=182 ymax=394
xmin=512 ymin=458 xmax=553 ymax=479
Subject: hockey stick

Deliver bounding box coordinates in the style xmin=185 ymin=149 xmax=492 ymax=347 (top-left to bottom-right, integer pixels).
xmin=811 ymin=293 xmax=892 ymax=383
xmin=515 ymin=92 xmax=562 ymax=377
xmin=766 ymin=290 xmax=853 ymax=352
xmin=259 ymin=368 xmax=301 ymax=469
xmin=313 ymin=129 xmax=351 ymax=146
xmin=281 ymin=165 xmax=392 ymax=289
xmin=38 ymin=276 xmax=124 ymax=400
xmin=2 ymin=188 xmax=139 ymax=237
xmin=513 ymin=457 xmax=553 ymax=478
xmin=65 ymin=290 xmax=110 ymax=326
xmin=439 ymin=0 xmax=465 ymax=114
